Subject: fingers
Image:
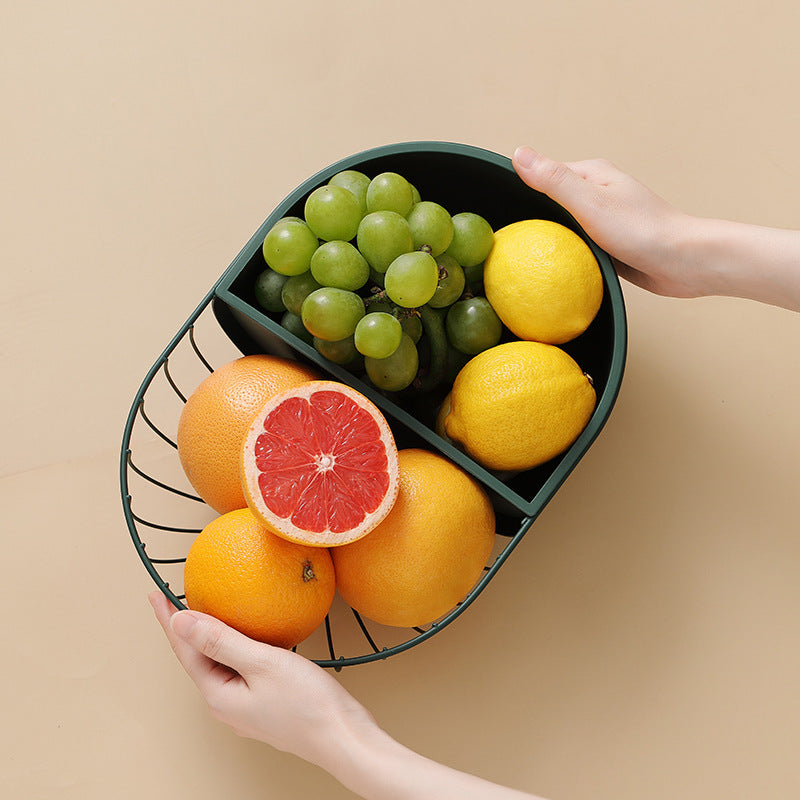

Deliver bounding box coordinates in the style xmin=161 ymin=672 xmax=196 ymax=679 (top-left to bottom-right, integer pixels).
xmin=563 ymin=157 xmax=619 ymax=184
xmin=148 ymin=590 xmax=241 ymax=693
xmin=169 ymin=609 xmax=267 ymax=677
xmin=149 ymin=588 xmax=185 ymax=640
xmin=149 ymin=590 xmax=276 ymax=676
xmin=513 ymin=146 xmax=595 ymax=205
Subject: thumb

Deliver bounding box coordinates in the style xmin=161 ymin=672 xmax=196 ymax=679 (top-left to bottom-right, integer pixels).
xmin=171 ymin=609 xmax=265 ymax=675
xmin=512 ymin=146 xmax=598 ymax=216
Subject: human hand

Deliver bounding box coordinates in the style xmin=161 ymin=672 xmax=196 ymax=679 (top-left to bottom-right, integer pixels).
xmin=513 ymin=146 xmax=800 ymax=311
xmin=511 ymin=146 xmax=705 ymax=298
xmin=148 ymin=590 xmax=379 ymax=770
xmin=150 ymin=590 xmax=551 ymax=799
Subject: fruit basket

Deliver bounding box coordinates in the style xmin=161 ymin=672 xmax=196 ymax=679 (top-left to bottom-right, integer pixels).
xmin=120 ymin=141 xmax=627 ymax=668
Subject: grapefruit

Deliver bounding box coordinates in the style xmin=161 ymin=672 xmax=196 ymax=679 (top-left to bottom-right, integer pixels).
xmin=241 ymin=381 xmax=399 ymax=547
xmin=183 ymin=508 xmax=335 ymax=649
xmin=176 ymin=354 xmax=318 ymax=514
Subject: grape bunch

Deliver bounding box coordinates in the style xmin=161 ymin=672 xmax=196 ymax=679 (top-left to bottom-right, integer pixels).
xmin=253 ymin=169 xmax=503 ymax=393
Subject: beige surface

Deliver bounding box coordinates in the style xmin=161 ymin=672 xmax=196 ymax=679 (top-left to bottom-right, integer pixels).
xmin=2 ymin=2 xmax=798 ymax=798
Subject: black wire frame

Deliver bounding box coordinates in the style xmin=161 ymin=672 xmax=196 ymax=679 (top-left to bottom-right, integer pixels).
xmin=119 ymin=286 xmax=538 ymax=670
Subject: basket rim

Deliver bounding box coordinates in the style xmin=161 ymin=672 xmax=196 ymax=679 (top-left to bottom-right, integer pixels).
xmin=120 ymin=140 xmax=627 ymax=667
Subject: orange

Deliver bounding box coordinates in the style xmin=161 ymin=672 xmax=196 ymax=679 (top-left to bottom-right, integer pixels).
xmin=177 ymin=354 xmax=318 ymax=514
xmin=241 ymin=381 xmax=399 ymax=547
xmin=331 ymin=448 xmax=495 ymax=628
xmin=183 ymin=507 xmax=335 ymax=649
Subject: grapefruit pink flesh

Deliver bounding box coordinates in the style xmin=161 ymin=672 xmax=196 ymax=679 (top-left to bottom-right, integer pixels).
xmin=242 ymin=381 xmax=399 ymax=546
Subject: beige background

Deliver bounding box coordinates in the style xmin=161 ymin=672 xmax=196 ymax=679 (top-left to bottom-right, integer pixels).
xmin=2 ymin=1 xmax=798 ymax=798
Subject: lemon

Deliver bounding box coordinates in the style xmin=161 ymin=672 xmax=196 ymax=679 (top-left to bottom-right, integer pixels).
xmin=434 ymin=392 xmax=451 ymax=441
xmin=442 ymin=341 xmax=596 ymax=471
xmin=483 ymin=219 xmax=603 ymax=345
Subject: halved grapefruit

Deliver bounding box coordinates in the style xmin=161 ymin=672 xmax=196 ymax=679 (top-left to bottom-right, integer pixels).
xmin=240 ymin=381 xmax=399 ymax=547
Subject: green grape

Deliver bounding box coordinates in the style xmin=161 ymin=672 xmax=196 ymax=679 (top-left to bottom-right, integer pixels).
xmin=354 ymin=312 xmax=403 ymax=359
xmin=364 ymin=299 xmax=392 ymax=314
xmin=366 ymin=172 xmax=414 ymax=216
xmin=342 ymin=353 xmax=366 ymax=375
xmin=281 ymin=271 xmax=322 ymax=316
xmin=254 ymin=268 xmax=289 ymax=313
xmin=309 ymin=240 xmax=370 ymax=291
xmin=406 ymin=201 xmax=454 ymax=256
xmin=281 ymin=311 xmax=314 ymax=345
xmin=400 ymin=312 xmax=422 ymax=343
xmin=409 ymin=182 xmax=422 ymax=204
xmin=445 ymin=212 xmax=495 ymax=267
xmin=301 ymin=287 xmax=365 ymax=342
xmin=262 ymin=217 xmax=318 ymax=276
xmin=364 ymin=299 xmax=422 ymax=343
xmin=445 ymin=344 xmax=473 ymax=384
xmin=463 ymin=260 xmax=484 ymax=286
xmin=328 ymin=170 xmax=370 ymax=215
xmin=314 ymin=335 xmax=360 ymax=365
xmin=445 ymin=296 xmax=503 ymax=355
xmin=357 ymin=211 xmax=414 ymax=272
xmin=384 ymin=251 xmax=439 ymax=308
xmin=304 ymin=185 xmax=362 ymax=242
xmin=365 ymin=333 xmax=419 ymax=392
xmin=428 ymin=254 xmax=465 ymax=308
xmin=415 ymin=305 xmax=449 ymax=392
xmin=369 ymin=268 xmax=386 ymax=288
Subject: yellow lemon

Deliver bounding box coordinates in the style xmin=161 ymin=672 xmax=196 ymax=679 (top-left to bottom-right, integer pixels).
xmin=483 ymin=219 xmax=603 ymax=344
xmin=434 ymin=391 xmax=452 ymax=440
xmin=442 ymin=341 xmax=596 ymax=471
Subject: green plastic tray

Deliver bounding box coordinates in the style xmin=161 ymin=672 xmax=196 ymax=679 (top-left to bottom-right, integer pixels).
xmin=121 ymin=141 xmax=627 ymax=668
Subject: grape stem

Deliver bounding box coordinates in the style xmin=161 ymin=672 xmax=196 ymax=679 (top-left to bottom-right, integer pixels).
xmin=363 ymin=287 xmax=389 ymax=307
xmin=363 ymin=288 xmax=419 ymax=320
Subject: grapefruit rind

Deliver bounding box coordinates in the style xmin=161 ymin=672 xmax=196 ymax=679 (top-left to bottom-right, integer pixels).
xmin=241 ymin=380 xmax=400 ymax=547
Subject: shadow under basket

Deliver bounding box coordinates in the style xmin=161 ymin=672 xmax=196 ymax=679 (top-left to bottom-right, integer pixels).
xmin=120 ymin=141 xmax=627 ymax=669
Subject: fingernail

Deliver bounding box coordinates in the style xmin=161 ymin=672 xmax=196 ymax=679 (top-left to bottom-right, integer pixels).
xmin=170 ymin=610 xmax=198 ymax=638
xmin=513 ymin=146 xmax=537 ymax=168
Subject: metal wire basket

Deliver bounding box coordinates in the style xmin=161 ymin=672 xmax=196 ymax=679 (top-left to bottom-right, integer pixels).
xmin=120 ymin=141 xmax=627 ymax=669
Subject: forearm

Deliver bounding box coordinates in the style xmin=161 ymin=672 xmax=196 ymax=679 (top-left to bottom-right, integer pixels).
xmin=322 ymin=724 xmax=547 ymax=800
xmin=680 ymin=216 xmax=800 ymax=311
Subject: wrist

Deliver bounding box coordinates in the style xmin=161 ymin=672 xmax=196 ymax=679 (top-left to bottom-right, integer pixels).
xmin=675 ymin=216 xmax=742 ymax=298
xmin=677 ymin=216 xmax=800 ymax=309
xmin=318 ymin=718 xmax=410 ymax=798
xmin=665 ymin=214 xmax=729 ymax=298
xmin=318 ymin=720 xmax=544 ymax=800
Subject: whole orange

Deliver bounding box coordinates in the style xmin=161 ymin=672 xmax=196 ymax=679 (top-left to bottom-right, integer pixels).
xmin=177 ymin=354 xmax=318 ymax=513
xmin=183 ymin=508 xmax=335 ymax=649
xmin=331 ymin=448 xmax=496 ymax=628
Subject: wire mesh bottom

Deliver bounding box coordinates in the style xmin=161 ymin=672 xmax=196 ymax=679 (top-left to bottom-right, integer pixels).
xmin=120 ymin=290 xmax=534 ymax=669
